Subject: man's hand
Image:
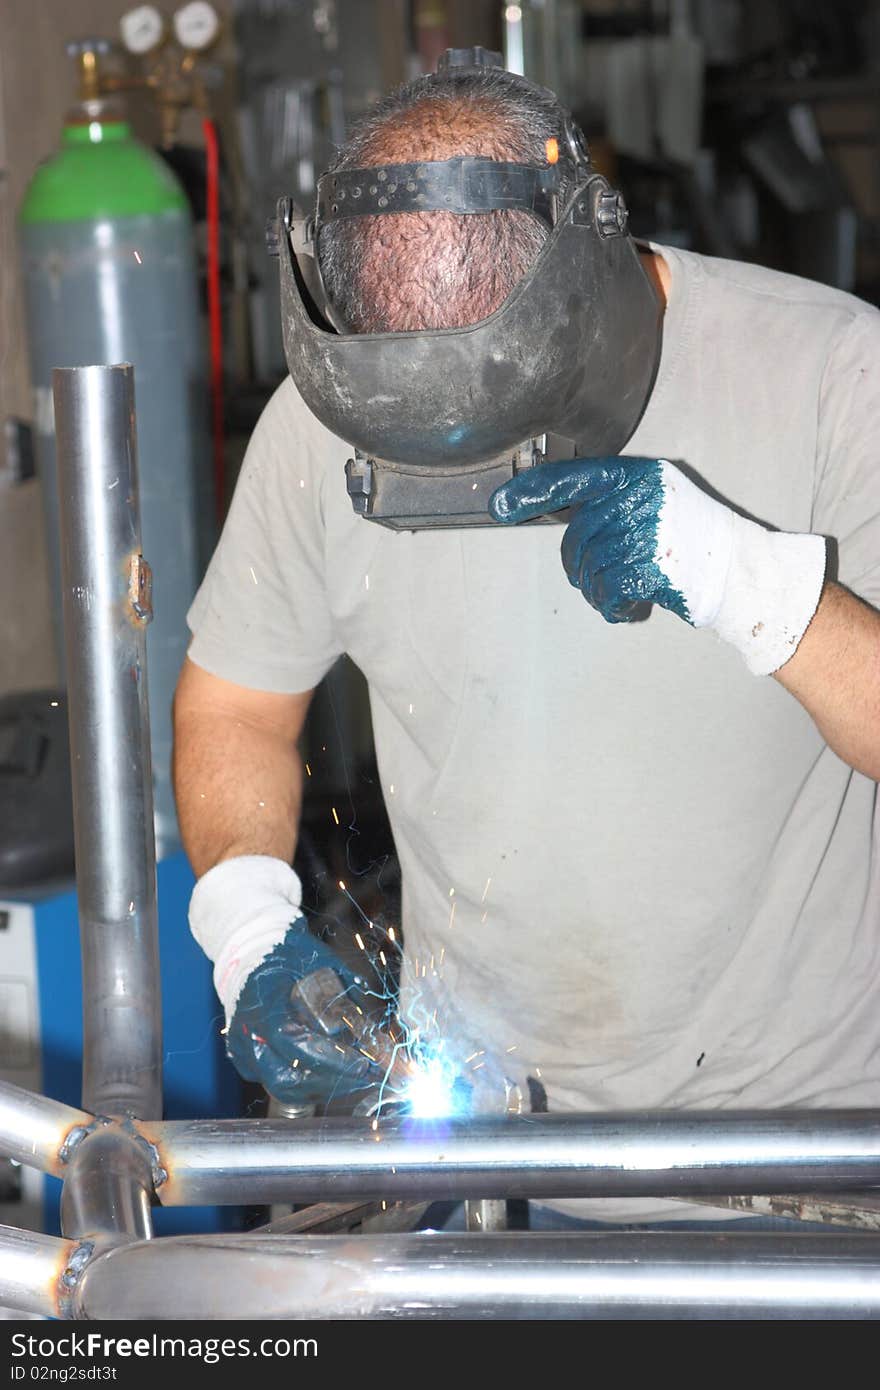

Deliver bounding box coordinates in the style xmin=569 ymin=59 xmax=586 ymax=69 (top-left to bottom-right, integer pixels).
xmin=490 ymin=457 xmax=826 ymax=676
xmin=190 ymin=855 xmax=379 ymax=1106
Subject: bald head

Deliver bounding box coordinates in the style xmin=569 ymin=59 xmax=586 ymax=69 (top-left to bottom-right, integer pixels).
xmin=317 ymin=69 xmax=569 ymax=333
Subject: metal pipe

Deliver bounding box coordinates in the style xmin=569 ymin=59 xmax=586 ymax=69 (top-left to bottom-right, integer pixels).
xmin=60 ymin=1128 xmax=154 ymax=1243
xmin=72 ymin=1230 xmax=880 ymax=1320
xmin=145 ymin=1110 xmax=880 ymax=1206
xmin=0 ymin=1080 xmax=94 ymax=1176
xmin=0 ymin=1225 xmax=79 ymax=1320
xmin=53 ymin=364 xmax=162 ymax=1121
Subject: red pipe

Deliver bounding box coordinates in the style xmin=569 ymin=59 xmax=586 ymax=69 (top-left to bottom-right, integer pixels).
xmin=202 ymin=116 xmax=224 ymax=521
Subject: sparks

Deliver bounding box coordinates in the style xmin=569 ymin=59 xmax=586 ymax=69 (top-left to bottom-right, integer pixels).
xmin=355 ymin=933 xmax=365 ymax=951
xmin=249 ymin=566 xmax=258 ymax=585
xmin=399 ymin=1052 xmax=458 ymax=1119
xmin=331 ymin=807 xmax=339 ymax=825
xmin=133 ymin=249 xmax=143 ymax=264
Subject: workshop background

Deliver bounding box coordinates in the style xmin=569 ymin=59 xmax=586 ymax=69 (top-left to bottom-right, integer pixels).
xmin=1 ymin=0 xmax=880 ymax=1233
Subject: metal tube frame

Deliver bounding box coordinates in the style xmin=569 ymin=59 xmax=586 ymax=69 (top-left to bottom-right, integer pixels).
xmin=53 ymin=364 xmax=162 ymax=1126
xmin=0 ymin=364 xmax=876 ymax=1318
xmin=141 ymin=1109 xmax=880 ymax=1207
xmin=68 ymin=1228 xmax=880 ymax=1321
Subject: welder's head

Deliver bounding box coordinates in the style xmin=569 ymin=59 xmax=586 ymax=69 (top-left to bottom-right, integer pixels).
xmin=275 ymin=50 xmax=663 ymax=510
xmin=317 ymin=68 xmax=572 ymax=333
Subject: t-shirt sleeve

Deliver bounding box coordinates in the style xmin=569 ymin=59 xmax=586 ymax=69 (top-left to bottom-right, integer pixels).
xmin=813 ymin=308 xmax=880 ymax=608
xmin=187 ymin=379 xmax=344 ymax=693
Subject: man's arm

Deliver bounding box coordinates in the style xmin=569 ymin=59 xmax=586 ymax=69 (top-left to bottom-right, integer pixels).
xmin=172 ymin=656 xmax=313 ymax=878
xmin=487 ymin=457 xmax=880 ymax=780
xmin=173 ymin=657 xmax=381 ymax=1105
xmin=774 ymin=581 xmax=880 ymax=781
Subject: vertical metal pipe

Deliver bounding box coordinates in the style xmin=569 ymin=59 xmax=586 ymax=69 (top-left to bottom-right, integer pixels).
xmin=60 ymin=1129 xmax=154 ymax=1244
xmin=53 ymin=365 xmax=162 ymax=1121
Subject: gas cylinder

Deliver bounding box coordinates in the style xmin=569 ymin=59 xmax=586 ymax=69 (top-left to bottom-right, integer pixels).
xmin=19 ymin=47 xmax=211 ymax=856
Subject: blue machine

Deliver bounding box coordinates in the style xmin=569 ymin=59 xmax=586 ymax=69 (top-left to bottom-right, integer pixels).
xmin=0 ymin=851 xmax=241 ymax=1235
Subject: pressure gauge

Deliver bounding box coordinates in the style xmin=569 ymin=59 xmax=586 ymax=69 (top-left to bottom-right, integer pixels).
xmin=173 ymin=2 xmax=221 ymax=51
xmin=120 ymin=5 xmax=166 ymax=56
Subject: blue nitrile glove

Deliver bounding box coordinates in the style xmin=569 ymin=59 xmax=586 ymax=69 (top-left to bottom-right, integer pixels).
xmin=189 ymin=855 xmax=381 ymax=1106
xmin=490 ymin=457 xmax=826 ymax=675
xmin=226 ymin=924 xmax=379 ymax=1106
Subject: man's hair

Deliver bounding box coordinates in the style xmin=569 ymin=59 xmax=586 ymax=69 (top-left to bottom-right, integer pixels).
xmin=317 ymin=68 xmax=571 ymax=333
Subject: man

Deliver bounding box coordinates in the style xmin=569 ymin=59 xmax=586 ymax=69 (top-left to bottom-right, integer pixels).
xmin=174 ymin=54 xmax=880 ymax=1221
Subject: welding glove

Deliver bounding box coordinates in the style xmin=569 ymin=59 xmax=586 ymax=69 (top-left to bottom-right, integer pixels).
xmin=189 ymin=855 xmax=378 ymax=1106
xmin=490 ymin=457 xmax=826 ymax=676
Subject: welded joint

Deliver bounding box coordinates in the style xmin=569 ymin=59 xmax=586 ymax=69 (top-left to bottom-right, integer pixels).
xmin=58 ymin=1115 xmax=111 ymax=1167
xmin=59 ymin=1115 xmax=167 ymax=1192
xmin=126 ymin=553 xmax=153 ymax=626
xmin=121 ymin=1117 xmax=168 ymax=1190
xmin=56 ymin=1240 xmax=95 ymax=1321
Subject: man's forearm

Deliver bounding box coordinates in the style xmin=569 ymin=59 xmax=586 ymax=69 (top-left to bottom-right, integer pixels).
xmin=173 ymin=706 xmax=303 ymax=879
xmin=774 ymin=581 xmax=880 ymax=780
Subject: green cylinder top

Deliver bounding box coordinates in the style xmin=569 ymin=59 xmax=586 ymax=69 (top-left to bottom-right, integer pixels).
xmin=20 ymin=117 xmax=188 ymax=224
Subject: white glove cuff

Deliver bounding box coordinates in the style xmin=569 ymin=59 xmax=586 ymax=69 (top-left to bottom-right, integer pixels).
xmin=189 ymin=855 xmax=303 ymax=1021
xmin=654 ymin=462 xmax=735 ymax=628
xmin=713 ymin=519 xmax=827 ymax=675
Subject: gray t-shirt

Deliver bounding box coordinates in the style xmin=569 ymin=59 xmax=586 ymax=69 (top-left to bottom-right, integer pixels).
xmin=188 ymin=245 xmax=880 ymax=1218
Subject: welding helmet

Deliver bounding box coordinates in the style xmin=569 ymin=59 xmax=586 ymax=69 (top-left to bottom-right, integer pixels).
xmin=269 ymin=48 xmax=662 ymax=529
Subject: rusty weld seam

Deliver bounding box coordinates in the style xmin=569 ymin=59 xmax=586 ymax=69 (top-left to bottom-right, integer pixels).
xmin=121 ymin=1117 xmax=168 ymax=1190
xmin=57 ymin=1240 xmax=95 ymax=1320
